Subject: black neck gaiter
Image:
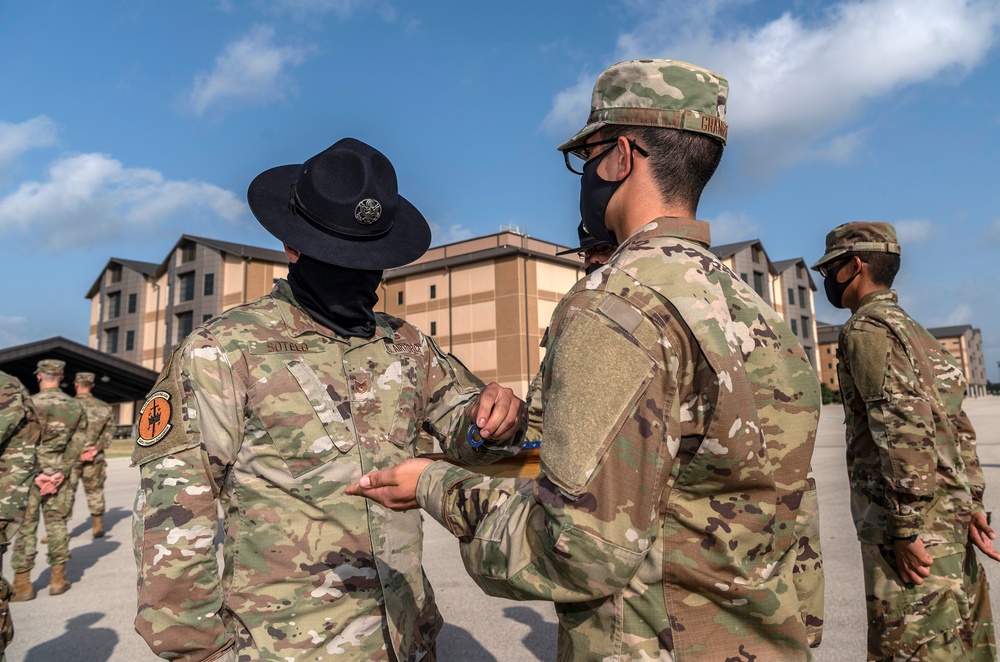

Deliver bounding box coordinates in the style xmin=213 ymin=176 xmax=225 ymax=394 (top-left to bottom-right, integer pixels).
xmin=286 ymin=254 xmax=383 ymax=338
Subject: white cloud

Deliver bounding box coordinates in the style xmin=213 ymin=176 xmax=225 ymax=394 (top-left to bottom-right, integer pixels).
xmin=707 ymin=211 xmax=760 ymax=245
xmin=545 ymin=0 xmax=1000 ymax=173
xmin=0 ymin=116 xmax=58 ymax=167
xmin=270 ymin=0 xmax=396 ymax=21
xmin=0 ymin=315 xmax=29 ymax=348
xmin=186 ymin=25 xmax=311 ymax=116
xmin=430 ymin=222 xmax=474 ymax=246
xmin=940 ymin=302 xmax=975 ymax=326
xmin=988 ymin=218 xmax=1000 ymax=242
xmin=0 ymin=153 xmax=247 ymax=251
xmin=894 ymin=219 xmax=937 ymax=243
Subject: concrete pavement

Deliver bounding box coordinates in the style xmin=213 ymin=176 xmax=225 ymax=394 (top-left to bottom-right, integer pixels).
xmin=5 ymin=399 xmax=1000 ymax=661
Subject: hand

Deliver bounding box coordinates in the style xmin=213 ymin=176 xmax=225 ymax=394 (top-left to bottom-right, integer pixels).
xmin=471 ymin=383 xmax=526 ymax=442
xmin=80 ymin=446 xmax=99 ymax=462
xmin=346 ymin=458 xmax=434 ymax=511
xmin=893 ymin=536 xmax=934 ymax=585
xmin=49 ymin=472 xmax=65 ymax=489
xmin=969 ymin=512 xmax=1000 ymax=562
xmin=34 ymin=473 xmax=58 ymax=496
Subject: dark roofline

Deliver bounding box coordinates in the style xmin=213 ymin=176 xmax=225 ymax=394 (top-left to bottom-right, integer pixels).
xmin=771 ymin=257 xmax=817 ymax=290
xmin=384 ymin=245 xmax=582 ymax=279
xmin=709 ymin=239 xmax=759 ymax=260
xmin=0 ymin=336 xmax=159 ymax=404
xmin=153 ymin=235 xmax=287 ymax=278
xmin=928 ymin=325 xmax=974 ymax=338
xmin=85 ymin=257 xmax=161 ymax=299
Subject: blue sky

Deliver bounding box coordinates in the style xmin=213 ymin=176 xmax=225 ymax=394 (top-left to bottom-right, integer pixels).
xmin=2 ymin=0 xmax=999 ymax=382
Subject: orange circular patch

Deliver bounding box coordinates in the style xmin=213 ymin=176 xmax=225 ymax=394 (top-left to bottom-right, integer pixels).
xmin=136 ymin=390 xmax=173 ymax=447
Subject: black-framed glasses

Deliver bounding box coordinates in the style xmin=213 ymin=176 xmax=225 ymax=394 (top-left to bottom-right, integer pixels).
xmin=818 ymin=257 xmax=863 ymax=278
xmin=577 ymin=245 xmax=615 ymax=260
xmin=563 ymin=138 xmax=649 ymax=175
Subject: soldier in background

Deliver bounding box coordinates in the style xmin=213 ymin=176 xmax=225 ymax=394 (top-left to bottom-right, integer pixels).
xmin=68 ymin=372 xmax=113 ymax=539
xmin=132 ymin=138 xmax=526 ymax=662
xmin=813 ymin=222 xmax=997 ymax=660
xmin=556 ymin=220 xmax=615 ymax=275
xmin=0 ymin=370 xmax=39 ymax=658
xmin=350 ymin=59 xmax=824 ymax=660
xmin=11 ymin=360 xmax=87 ymax=600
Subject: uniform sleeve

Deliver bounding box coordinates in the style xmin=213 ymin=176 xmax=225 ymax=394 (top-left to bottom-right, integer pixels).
xmin=955 ymin=408 xmax=986 ymax=514
xmin=0 ymin=378 xmax=40 ymax=546
xmin=416 ymin=293 xmax=669 ymax=602
xmin=792 ymin=470 xmax=824 ymax=647
xmin=522 ymin=371 xmax=543 ymax=443
xmin=96 ymin=409 xmax=114 ymax=453
xmin=844 ymin=324 xmax=935 ymax=539
xmin=61 ymin=407 xmax=88 ymax=475
xmin=420 ymin=335 xmax=521 ymax=464
xmin=132 ymin=331 xmax=240 ymax=661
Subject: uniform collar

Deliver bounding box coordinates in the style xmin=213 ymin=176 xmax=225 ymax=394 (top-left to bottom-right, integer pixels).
xmin=627 ymin=217 xmax=711 ymax=248
xmin=271 ymin=279 xmax=391 ymax=345
xmin=857 ymin=289 xmax=897 ymax=310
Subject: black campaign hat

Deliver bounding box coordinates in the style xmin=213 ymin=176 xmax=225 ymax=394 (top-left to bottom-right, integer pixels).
xmin=555 ymin=220 xmax=611 ymax=256
xmin=248 ymin=138 xmax=431 ymax=270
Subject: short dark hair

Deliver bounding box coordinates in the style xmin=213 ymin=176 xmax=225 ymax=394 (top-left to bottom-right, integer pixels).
xmin=601 ymin=125 xmax=724 ymax=212
xmin=855 ymin=251 xmax=900 ymax=287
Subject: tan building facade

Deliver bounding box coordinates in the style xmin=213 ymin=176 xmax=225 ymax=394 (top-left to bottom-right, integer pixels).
xmin=814 ymin=322 xmax=987 ymax=398
xmin=379 ymin=231 xmax=584 ymax=397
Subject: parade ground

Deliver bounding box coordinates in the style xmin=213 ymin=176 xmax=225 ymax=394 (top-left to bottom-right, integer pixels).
xmin=6 ymin=399 xmax=1000 ymax=661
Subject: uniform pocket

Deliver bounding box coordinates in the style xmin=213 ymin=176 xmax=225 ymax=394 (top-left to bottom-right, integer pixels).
xmin=247 ymin=360 xmax=357 ymax=477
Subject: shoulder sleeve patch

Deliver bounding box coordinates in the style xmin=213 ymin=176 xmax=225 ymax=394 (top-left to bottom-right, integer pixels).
xmin=844 ymin=325 xmax=891 ymax=402
xmin=597 ymin=296 xmax=643 ymax=335
xmin=131 ymin=352 xmax=200 ymax=466
xmin=541 ymin=310 xmax=657 ymax=495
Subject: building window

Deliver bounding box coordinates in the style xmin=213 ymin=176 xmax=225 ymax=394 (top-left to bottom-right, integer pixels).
xmin=430 ymin=321 xmax=437 ymax=336
xmin=178 ymin=271 xmax=195 ymax=302
xmin=397 ymin=291 xmax=404 ymax=305
xmin=105 ymin=327 xmax=119 ymax=354
xmin=752 ymin=271 xmax=765 ymax=297
xmin=752 ymin=246 xmax=762 ymax=263
xmin=801 ymin=317 xmax=810 ymax=339
xmin=127 ymin=292 xmax=137 ymax=314
xmin=203 ymin=313 xmax=213 ymax=322
xmin=176 ymin=311 xmax=194 ymax=342
xmin=829 ymin=377 xmax=835 ymax=384
xmin=109 ymin=264 xmax=122 ymax=283
xmin=125 ymin=330 xmax=135 ymax=351
xmin=790 ymin=319 xmax=798 ymax=336
xmin=797 ymin=263 xmax=805 ymax=278
xmin=798 ymin=286 xmax=807 ymax=308
xmin=826 ymin=347 xmax=831 ymax=354
xmin=828 ymin=362 xmax=832 ymax=369
xmin=204 ymin=273 xmax=215 ymax=296
xmin=787 ymin=287 xmax=794 ymax=305
xmin=107 ymin=291 xmax=121 ymax=319
xmin=740 ymin=273 xmax=748 ymax=283
xmin=181 ymin=242 xmax=196 ymax=263
xmin=430 ymin=284 xmax=437 ymax=299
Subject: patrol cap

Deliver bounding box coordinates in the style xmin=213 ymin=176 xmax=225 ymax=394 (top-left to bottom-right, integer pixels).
xmin=35 ymin=359 xmax=65 ymax=376
xmin=555 ymin=220 xmax=611 ymax=256
xmin=74 ymin=372 xmax=96 ymax=385
xmin=811 ymin=222 xmax=901 ymax=271
xmin=558 ymin=59 xmax=729 ymax=155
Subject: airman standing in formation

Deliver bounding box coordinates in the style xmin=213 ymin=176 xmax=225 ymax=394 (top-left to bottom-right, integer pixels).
xmin=814 ymin=221 xmax=997 ymax=660
xmin=67 ymin=372 xmax=113 ymax=539
xmin=11 ymin=359 xmax=87 ymax=601
xmin=350 ymin=59 xmax=825 ymax=660
xmin=131 ymin=138 xmax=526 ymax=661
xmin=0 ymin=370 xmax=40 ymax=659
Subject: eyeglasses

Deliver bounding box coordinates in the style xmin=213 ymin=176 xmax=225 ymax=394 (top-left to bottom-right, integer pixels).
xmin=563 ymin=138 xmax=649 ymax=175
xmin=578 ymin=245 xmax=615 ymax=260
xmin=818 ymin=257 xmax=863 ymax=278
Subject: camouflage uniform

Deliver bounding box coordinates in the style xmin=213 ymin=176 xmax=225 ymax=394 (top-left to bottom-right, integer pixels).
xmin=0 ymin=371 xmax=39 ymax=658
xmin=11 ymin=366 xmax=88 ymax=576
xmin=822 ymin=223 xmax=995 ymax=660
xmin=68 ymin=376 xmax=113 ymax=519
xmin=132 ymin=280 xmax=517 ymax=662
xmin=417 ymin=217 xmax=824 ymax=660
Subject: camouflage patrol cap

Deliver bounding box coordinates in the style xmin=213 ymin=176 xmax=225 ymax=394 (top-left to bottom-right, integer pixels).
xmin=74 ymin=372 xmax=96 ymax=385
xmin=811 ymin=222 xmax=901 ymax=271
xmin=35 ymin=359 xmax=65 ymax=376
xmin=558 ymin=59 xmax=729 ymax=155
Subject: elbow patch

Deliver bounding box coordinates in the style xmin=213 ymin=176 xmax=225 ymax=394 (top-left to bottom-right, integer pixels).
xmin=541 ymin=310 xmax=657 ymax=495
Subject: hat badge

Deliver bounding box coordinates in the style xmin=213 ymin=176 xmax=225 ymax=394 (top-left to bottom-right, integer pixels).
xmin=355 ymin=198 xmax=382 ymax=225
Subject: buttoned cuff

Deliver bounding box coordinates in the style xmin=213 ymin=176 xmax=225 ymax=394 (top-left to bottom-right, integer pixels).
xmin=416 ymin=460 xmax=480 ymax=540
xmin=887 ymin=513 xmax=924 ymax=540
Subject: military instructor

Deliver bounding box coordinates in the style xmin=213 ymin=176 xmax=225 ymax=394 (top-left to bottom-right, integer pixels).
xmin=350 ymin=59 xmax=825 ymax=660
xmin=131 ymin=138 xmax=526 ymax=661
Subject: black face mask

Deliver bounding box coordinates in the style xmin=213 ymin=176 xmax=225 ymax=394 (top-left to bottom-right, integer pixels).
xmin=579 ymin=144 xmax=627 ymax=247
xmin=286 ymin=254 xmax=383 ymax=338
xmin=584 ymin=262 xmax=604 ymax=276
xmin=823 ymin=259 xmax=856 ymax=309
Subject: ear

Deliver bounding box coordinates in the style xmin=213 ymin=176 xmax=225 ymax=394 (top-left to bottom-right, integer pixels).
xmin=612 ymin=136 xmax=633 ymax=181
xmin=283 ymin=244 xmax=301 ymax=264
